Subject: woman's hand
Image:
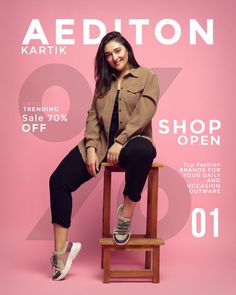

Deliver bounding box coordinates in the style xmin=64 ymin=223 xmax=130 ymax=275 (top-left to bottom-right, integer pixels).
xmin=107 ymin=142 xmax=123 ymax=166
xmin=86 ymin=147 xmax=99 ymax=177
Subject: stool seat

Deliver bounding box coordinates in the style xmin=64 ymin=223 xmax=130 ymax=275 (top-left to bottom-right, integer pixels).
xmin=101 ymin=161 xmax=165 ymax=169
xmin=101 ymin=162 xmax=165 ymax=167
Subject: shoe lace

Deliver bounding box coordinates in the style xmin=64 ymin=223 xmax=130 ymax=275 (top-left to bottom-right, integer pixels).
xmin=50 ymin=255 xmax=57 ymax=267
xmin=50 ymin=254 xmax=64 ymax=272
xmin=114 ymin=219 xmax=130 ymax=235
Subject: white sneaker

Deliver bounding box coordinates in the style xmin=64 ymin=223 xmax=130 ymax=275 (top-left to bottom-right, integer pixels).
xmin=113 ymin=216 xmax=131 ymax=245
xmin=50 ymin=241 xmax=81 ymax=280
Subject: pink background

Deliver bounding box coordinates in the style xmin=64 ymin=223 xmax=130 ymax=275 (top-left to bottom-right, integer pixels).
xmin=1 ymin=0 xmax=235 ymax=294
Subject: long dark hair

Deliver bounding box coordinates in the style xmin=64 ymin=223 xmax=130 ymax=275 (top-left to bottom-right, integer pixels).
xmin=94 ymin=31 xmax=140 ymax=98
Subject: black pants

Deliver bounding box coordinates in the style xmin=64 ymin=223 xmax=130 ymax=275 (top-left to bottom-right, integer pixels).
xmin=50 ymin=137 xmax=156 ymax=228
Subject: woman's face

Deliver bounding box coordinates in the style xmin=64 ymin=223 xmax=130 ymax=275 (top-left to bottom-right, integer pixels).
xmin=104 ymin=40 xmax=131 ymax=75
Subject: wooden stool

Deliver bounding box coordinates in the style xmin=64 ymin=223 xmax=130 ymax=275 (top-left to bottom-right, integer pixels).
xmin=99 ymin=162 xmax=165 ymax=283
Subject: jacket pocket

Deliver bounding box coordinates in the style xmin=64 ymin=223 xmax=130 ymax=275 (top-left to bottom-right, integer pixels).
xmin=125 ymin=85 xmax=144 ymax=107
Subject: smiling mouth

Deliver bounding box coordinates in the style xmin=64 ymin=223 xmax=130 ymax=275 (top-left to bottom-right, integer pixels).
xmin=114 ymin=60 xmax=121 ymax=66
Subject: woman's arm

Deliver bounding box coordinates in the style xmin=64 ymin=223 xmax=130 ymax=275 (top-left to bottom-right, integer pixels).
xmin=115 ymin=70 xmax=160 ymax=145
xmin=84 ymin=94 xmax=100 ymax=176
xmin=84 ymin=95 xmax=100 ymax=150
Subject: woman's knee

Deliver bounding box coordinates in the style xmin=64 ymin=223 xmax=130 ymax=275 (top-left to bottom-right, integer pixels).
xmin=49 ymin=169 xmax=69 ymax=195
xmin=49 ymin=170 xmax=60 ymax=189
xmin=126 ymin=138 xmax=156 ymax=161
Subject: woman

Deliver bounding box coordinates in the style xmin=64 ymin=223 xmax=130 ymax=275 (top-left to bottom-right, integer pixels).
xmin=49 ymin=31 xmax=159 ymax=280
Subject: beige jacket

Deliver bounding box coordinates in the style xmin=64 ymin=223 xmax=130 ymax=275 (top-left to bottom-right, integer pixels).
xmin=77 ymin=66 xmax=160 ymax=164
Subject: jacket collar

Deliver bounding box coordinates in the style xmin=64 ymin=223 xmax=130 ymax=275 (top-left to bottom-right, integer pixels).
xmin=112 ymin=66 xmax=141 ymax=79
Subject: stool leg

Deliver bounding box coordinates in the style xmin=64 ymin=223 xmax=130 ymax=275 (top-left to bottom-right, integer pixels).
xmin=101 ymin=168 xmax=112 ymax=269
xmin=103 ymin=168 xmax=112 ymax=237
xmin=101 ymin=251 xmax=103 ymax=270
xmin=145 ymin=168 xmax=159 ymax=269
xmin=145 ymin=251 xmax=152 ymax=269
xmin=103 ymin=247 xmax=110 ymax=283
xmin=152 ymin=246 xmax=160 ymax=283
xmin=146 ymin=168 xmax=159 ymax=236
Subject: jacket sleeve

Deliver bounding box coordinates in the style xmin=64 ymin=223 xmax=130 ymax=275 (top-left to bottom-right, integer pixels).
xmin=84 ymin=94 xmax=100 ymax=150
xmin=114 ymin=71 xmax=159 ymax=146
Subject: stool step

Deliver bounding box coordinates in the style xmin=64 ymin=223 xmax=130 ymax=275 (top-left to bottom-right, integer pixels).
xmin=99 ymin=238 xmax=165 ymax=246
xmin=110 ymin=269 xmax=154 ymax=278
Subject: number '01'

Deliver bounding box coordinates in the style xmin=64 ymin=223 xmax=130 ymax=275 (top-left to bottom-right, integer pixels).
xmin=192 ymin=208 xmax=219 ymax=238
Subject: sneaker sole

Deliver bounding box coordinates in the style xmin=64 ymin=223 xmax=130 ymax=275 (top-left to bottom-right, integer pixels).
xmin=53 ymin=242 xmax=82 ymax=281
xmin=112 ymin=231 xmax=131 ymax=246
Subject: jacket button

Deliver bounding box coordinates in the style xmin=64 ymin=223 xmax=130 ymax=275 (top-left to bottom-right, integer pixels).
xmin=120 ymin=121 xmax=123 ymax=124
xmin=119 ymin=109 xmax=121 ymax=112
